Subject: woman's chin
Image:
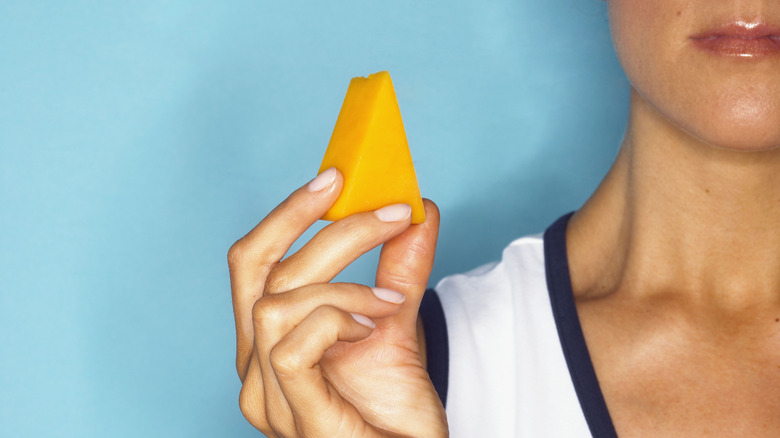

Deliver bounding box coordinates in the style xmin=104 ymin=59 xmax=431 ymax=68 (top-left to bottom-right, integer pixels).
xmin=687 ymin=111 xmax=780 ymax=152
xmin=662 ymin=88 xmax=780 ymax=152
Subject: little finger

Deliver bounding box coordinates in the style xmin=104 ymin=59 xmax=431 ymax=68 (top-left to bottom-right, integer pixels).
xmin=270 ymin=306 xmax=377 ymax=437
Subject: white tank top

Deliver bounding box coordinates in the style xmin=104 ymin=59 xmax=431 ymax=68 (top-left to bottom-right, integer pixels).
xmin=420 ymin=213 xmax=618 ymax=437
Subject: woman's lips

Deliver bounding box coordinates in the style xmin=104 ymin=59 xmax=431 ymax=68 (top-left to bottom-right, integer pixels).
xmin=691 ymin=22 xmax=780 ymax=57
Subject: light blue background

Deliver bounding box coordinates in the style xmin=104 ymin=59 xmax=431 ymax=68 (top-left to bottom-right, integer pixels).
xmin=0 ymin=1 xmax=628 ymax=436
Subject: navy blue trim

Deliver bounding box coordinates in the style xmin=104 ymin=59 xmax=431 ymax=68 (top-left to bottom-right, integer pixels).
xmin=419 ymin=288 xmax=449 ymax=407
xmin=544 ymin=213 xmax=618 ymax=438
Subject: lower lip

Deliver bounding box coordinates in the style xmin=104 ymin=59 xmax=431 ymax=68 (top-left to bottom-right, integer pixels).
xmin=692 ymin=36 xmax=780 ymax=57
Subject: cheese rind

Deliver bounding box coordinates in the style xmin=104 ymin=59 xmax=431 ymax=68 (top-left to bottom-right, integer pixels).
xmin=318 ymin=71 xmax=425 ymax=224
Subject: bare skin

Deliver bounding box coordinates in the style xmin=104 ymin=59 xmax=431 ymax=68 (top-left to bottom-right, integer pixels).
xmin=568 ymin=96 xmax=780 ymax=437
xmin=566 ymin=1 xmax=780 ymax=435
xmin=230 ymin=0 xmax=780 ymax=436
xmin=228 ymin=167 xmax=447 ymax=437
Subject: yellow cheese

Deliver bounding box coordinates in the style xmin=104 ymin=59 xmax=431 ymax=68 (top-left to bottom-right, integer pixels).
xmin=318 ymin=71 xmax=425 ymax=224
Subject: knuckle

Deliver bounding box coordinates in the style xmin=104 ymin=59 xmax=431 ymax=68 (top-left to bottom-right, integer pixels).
xmin=382 ymin=270 xmax=424 ymax=289
xmin=228 ymin=237 xmax=277 ymax=272
xmin=406 ymin=238 xmax=432 ymax=258
xmin=269 ymin=343 xmax=304 ymax=377
xmin=238 ymin=384 xmax=269 ymax=431
xmin=337 ymin=282 xmax=370 ymax=298
xmin=227 ymin=239 xmax=248 ymax=268
xmin=312 ymin=305 xmax=355 ymax=333
xmin=251 ymin=298 xmax=284 ymax=331
xmin=311 ymin=304 xmax=341 ymax=322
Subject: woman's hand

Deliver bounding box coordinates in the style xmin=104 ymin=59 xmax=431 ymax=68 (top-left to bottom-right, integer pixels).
xmin=228 ymin=168 xmax=448 ymax=437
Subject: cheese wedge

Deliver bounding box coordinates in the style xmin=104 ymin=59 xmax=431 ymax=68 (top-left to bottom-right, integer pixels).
xmin=318 ymin=71 xmax=425 ymax=223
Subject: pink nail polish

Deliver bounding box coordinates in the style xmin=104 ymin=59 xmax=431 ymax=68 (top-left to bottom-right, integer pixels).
xmin=351 ymin=313 xmax=376 ymax=328
xmin=374 ymin=204 xmax=412 ymax=222
xmin=307 ymin=168 xmax=337 ymax=192
xmin=372 ymin=287 xmax=406 ymax=304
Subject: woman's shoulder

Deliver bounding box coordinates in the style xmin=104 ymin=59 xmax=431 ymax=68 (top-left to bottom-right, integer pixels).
xmin=434 ymin=232 xmax=547 ymax=306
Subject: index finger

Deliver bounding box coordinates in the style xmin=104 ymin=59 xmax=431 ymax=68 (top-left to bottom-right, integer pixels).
xmin=228 ymin=168 xmax=342 ymax=375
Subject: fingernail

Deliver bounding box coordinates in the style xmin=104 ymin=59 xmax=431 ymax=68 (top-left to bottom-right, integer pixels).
xmin=307 ymin=168 xmax=337 ymax=192
xmin=351 ymin=313 xmax=376 ymax=328
xmin=374 ymin=204 xmax=412 ymax=222
xmin=372 ymin=287 xmax=406 ymax=304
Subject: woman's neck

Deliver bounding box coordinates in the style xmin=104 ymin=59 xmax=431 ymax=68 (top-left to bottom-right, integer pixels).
xmin=568 ymin=89 xmax=780 ymax=310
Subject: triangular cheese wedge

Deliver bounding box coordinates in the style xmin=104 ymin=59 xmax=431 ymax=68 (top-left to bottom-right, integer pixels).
xmin=318 ymin=71 xmax=425 ymax=224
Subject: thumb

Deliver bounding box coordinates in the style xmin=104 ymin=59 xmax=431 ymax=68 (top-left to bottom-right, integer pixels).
xmin=374 ymin=199 xmax=439 ymax=333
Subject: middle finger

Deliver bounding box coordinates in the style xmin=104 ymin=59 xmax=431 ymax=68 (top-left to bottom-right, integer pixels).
xmin=263 ymin=203 xmax=413 ymax=295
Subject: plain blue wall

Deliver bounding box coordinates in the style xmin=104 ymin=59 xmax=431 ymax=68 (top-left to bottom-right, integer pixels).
xmin=0 ymin=1 xmax=628 ymax=436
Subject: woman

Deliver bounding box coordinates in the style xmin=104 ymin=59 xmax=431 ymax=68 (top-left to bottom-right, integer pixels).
xmin=228 ymin=0 xmax=780 ymax=436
